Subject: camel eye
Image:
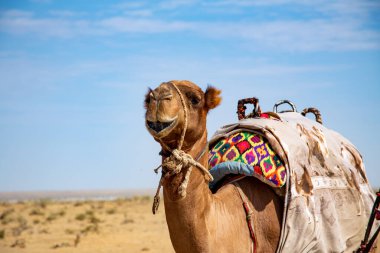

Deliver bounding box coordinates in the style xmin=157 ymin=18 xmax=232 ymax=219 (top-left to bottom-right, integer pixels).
xmin=187 ymin=92 xmax=200 ymax=105
xmin=191 ymin=97 xmax=200 ymax=105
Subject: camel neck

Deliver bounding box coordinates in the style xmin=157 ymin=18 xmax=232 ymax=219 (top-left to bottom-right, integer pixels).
xmin=161 ymin=130 xmax=209 ymax=200
xmin=162 ymin=130 xmax=213 ymax=252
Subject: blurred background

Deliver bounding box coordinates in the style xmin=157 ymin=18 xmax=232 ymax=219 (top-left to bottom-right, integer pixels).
xmin=1 ymin=0 xmax=379 ymax=193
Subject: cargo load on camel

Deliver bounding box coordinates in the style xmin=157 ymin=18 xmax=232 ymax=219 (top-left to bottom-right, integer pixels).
xmin=208 ymin=99 xmax=378 ymax=252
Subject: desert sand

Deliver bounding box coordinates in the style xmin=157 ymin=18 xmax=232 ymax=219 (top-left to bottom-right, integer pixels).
xmin=0 ymin=196 xmax=175 ymax=253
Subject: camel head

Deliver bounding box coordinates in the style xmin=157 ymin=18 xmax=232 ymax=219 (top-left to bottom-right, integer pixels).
xmin=144 ymin=80 xmax=221 ymax=150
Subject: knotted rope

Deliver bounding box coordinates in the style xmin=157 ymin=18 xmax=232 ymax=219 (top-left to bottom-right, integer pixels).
xmin=163 ymin=149 xmax=213 ymax=195
xmin=152 ymin=82 xmax=213 ymax=214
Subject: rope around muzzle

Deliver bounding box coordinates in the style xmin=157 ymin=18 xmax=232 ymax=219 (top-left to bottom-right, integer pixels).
xmin=152 ymin=82 xmax=214 ymax=214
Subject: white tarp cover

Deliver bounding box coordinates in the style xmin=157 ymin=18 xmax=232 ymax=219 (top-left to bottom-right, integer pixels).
xmin=209 ymin=112 xmax=375 ymax=253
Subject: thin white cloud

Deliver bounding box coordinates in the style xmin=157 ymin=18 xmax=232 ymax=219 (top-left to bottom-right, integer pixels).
xmin=0 ymin=12 xmax=66 ymax=38
xmin=29 ymin=0 xmax=52 ymax=3
xmin=114 ymin=2 xmax=148 ymax=10
xmin=219 ymin=20 xmax=380 ymax=51
xmin=204 ymin=0 xmax=380 ymax=21
xmin=159 ymin=0 xmax=200 ymax=9
xmin=0 ymin=11 xmax=100 ymax=38
xmin=215 ymin=64 xmax=346 ymax=76
xmin=111 ymin=2 xmax=153 ymax=17
xmin=123 ymin=9 xmax=153 ymax=17
xmin=0 ymin=0 xmax=379 ymax=52
xmin=0 ymin=9 xmax=33 ymax=18
xmin=204 ymin=0 xmax=295 ymax=7
xmin=0 ymin=53 xmax=342 ymax=95
xmin=98 ymin=17 xmax=194 ymax=33
xmin=48 ymin=10 xmax=87 ymax=17
xmin=206 ymin=0 xmax=380 ymax=9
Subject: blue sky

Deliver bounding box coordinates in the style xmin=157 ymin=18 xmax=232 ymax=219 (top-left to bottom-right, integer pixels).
xmin=0 ymin=0 xmax=379 ymax=192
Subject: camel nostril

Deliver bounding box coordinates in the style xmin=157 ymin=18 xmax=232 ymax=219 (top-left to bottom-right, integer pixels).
xmin=147 ymin=120 xmax=174 ymax=133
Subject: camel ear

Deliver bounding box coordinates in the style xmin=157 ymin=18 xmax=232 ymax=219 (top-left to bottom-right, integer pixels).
xmin=205 ymin=86 xmax=222 ymax=110
xmin=144 ymin=88 xmax=153 ymax=109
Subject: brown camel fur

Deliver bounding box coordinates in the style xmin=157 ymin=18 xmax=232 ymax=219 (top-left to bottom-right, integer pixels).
xmin=145 ymin=80 xmax=283 ymax=253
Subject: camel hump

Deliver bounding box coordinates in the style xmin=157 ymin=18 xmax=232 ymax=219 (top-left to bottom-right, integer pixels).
xmin=209 ymin=111 xmax=376 ymax=253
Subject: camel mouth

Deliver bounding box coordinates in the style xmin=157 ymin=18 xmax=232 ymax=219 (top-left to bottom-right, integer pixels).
xmin=146 ymin=118 xmax=177 ymax=137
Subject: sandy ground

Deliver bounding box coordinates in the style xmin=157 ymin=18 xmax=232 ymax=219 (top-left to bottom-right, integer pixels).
xmin=0 ymin=196 xmax=175 ymax=253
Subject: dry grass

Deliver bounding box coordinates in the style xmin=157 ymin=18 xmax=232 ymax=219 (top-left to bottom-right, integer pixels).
xmin=0 ymin=196 xmax=174 ymax=253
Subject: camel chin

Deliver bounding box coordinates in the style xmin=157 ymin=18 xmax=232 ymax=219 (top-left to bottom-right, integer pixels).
xmin=146 ymin=118 xmax=178 ymax=138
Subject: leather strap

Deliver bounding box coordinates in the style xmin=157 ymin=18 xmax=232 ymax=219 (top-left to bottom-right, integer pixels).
xmin=233 ymin=181 xmax=257 ymax=253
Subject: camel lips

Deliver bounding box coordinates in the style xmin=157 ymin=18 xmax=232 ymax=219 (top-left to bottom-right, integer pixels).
xmin=147 ymin=120 xmax=173 ymax=133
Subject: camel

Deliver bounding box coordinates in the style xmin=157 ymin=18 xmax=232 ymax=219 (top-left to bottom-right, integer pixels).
xmin=144 ymin=80 xmax=378 ymax=253
xmin=144 ymin=80 xmax=283 ymax=253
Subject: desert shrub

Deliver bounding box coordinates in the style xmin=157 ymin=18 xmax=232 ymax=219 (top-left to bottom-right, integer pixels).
xmin=11 ymin=239 xmax=25 ymax=248
xmin=74 ymin=202 xmax=82 ymax=207
xmin=17 ymin=216 xmax=28 ymax=226
xmin=121 ymin=218 xmax=134 ymax=224
xmin=88 ymin=215 xmax=101 ymax=224
xmin=51 ymin=242 xmax=70 ymax=249
xmin=46 ymin=213 xmax=59 ymax=222
xmin=39 ymin=229 xmax=49 ymax=234
xmin=29 ymin=209 xmax=44 ymax=216
xmin=36 ymin=199 xmax=51 ymax=209
xmin=96 ymin=202 xmax=104 ymax=209
xmin=2 ymin=216 xmax=14 ymax=225
xmin=1 ymin=208 xmax=15 ymax=225
xmin=0 ymin=229 xmax=4 ymax=239
xmin=140 ymin=195 xmax=151 ymax=202
xmin=75 ymin=214 xmax=86 ymax=221
xmin=12 ymin=217 xmax=28 ymax=236
xmin=121 ymin=214 xmax=134 ymax=224
xmin=115 ymin=198 xmax=128 ymax=205
xmin=65 ymin=228 xmax=75 ymax=235
xmin=81 ymin=224 xmax=98 ymax=234
xmin=75 ymin=210 xmax=101 ymax=225
xmin=0 ymin=208 xmax=14 ymax=220
xmin=106 ymin=208 xmax=116 ymax=215
xmin=74 ymin=234 xmax=81 ymax=247
xmin=12 ymin=227 xmax=21 ymax=237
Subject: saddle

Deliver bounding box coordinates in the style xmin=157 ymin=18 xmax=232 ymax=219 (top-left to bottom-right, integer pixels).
xmin=208 ymin=98 xmax=377 ymax=253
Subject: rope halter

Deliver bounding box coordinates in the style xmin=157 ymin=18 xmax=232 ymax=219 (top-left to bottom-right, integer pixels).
xmin=152 ymin=82 xmax=213 ymax=214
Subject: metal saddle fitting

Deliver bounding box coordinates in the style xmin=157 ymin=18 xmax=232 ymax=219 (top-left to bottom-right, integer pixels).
xmin=301 ymin=107 xmax=323 ymax=125
xmin=237 ymin=97 xmax=261 ymax=120
xmin=273 ymin=100 xmax=297 ymax=113
xmin=273 ymin=100 xmax=323 ymax=125
xmin=237 ymin=97 xmax=323 ymax=125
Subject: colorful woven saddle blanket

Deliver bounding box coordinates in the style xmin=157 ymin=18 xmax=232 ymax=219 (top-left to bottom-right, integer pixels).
xmin=208 ymin=131 xmax=286 ymax=189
